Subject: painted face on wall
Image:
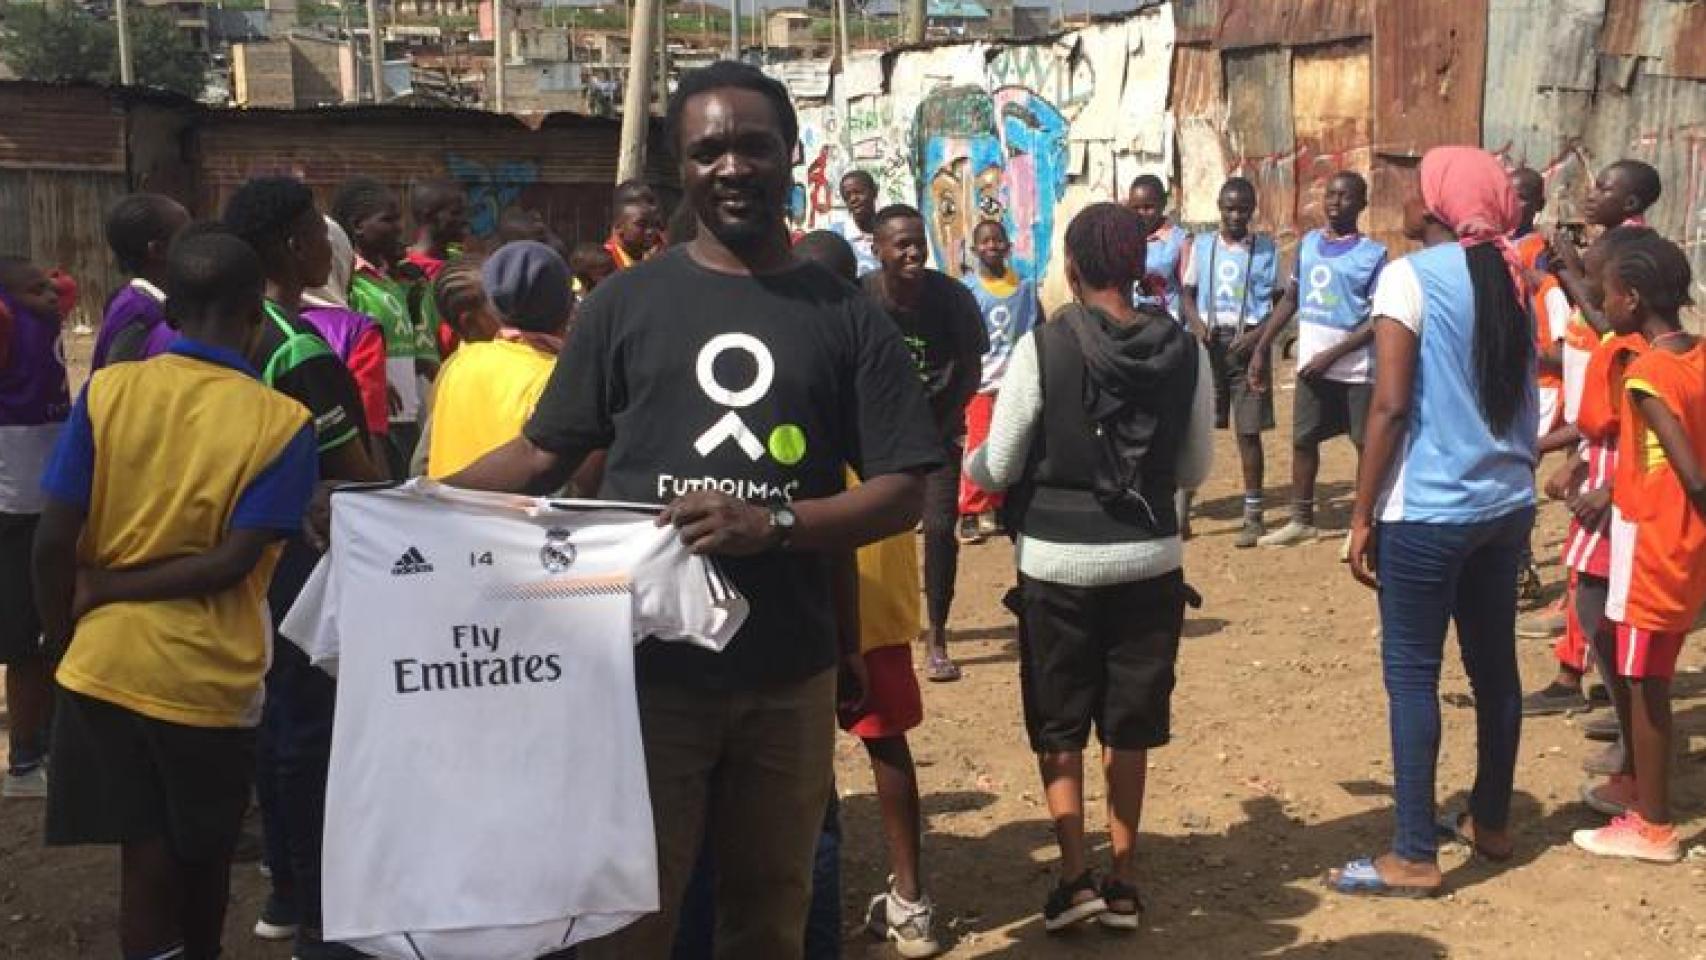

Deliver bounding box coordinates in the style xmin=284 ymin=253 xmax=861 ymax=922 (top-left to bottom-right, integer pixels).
xmin=911 ymin=85 xmax=1068 ymax=286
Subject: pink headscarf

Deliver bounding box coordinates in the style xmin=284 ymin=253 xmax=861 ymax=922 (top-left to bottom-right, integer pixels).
xmin=1419 ymin=146 xmax=1528 ymax=298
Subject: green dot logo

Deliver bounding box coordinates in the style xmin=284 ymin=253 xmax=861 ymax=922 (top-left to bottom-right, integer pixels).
xmin=768 ymin=424 xmax=808 ymax=465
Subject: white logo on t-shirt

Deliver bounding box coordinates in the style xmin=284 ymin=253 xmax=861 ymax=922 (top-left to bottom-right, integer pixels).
xmin=693 ymin=333 xmax=775 ymax=461
xmin=1305 ymin=263 xmax=1334 ymax=307
xmin=1215 ymin=258 xmax=1244 ymax=302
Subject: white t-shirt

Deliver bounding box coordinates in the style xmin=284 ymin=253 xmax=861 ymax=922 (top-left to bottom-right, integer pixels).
xmin=1370 ymin=257 xmax=1425 ymax=334
xmin=281 ymin=480 xmax=747 ymax=959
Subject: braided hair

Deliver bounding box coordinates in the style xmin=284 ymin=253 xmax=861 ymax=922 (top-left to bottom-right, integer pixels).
xmin=1608 ymin=229 xmax=1694 ymax=315
xmin=1465 ymin=241 xmax=1534 ymax=435
xmin=433 ymin=256 xmax=498 ymax=343
xmin=1064 ymin=202 xmax=1147 ymax=292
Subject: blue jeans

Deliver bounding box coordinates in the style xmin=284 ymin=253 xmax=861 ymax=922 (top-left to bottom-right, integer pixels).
xmin=1377 ymin=506 xmax=1532 ymax=862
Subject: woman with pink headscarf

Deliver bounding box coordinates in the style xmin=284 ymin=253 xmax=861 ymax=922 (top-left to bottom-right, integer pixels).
xmin=1336 ymin=147 xmax=1539 ymax=896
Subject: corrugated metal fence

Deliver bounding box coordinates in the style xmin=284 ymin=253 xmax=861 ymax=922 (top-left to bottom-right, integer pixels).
xmin=1172 ymin=0 xmax=1706 ymax=304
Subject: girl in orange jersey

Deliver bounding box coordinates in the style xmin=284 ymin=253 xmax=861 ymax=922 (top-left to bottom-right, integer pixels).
xmin=1572 ymin=231 xmax=1702 ymax=864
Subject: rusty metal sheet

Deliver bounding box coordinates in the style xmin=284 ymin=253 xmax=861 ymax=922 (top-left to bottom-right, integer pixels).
xmin=1665 ymin=1 xmax=1706 ymax=80
xmin=1293 ymin=40 xmax=1372 ymax=232
xmin=1171 ymin=0 xmax=1221 ymax=45
xmin=1216 ymin=0 xmax=1371 ymax=50
xmin=1373 ymin=0 xmax=1489 ymax=158
xmin=1600 ymin=0 xmax=1645 ymax=54
xmin=1170 ymin=43 xmax=1223 ymax=120
xmin=1484 ymin=0 xmax=1603 ymax=217
xmin=1368 ymin=154 xmax=1421 ymax=258
xmin=1224 ymin=47 xmax=1293 ymax=158
xmin=1582 ymin=58 xmax=1706 ymax=303
xmin=1223 ymin=47 xmax=1296 ymax=240
xmin=1646 ymin=0 xmax=1706 ymax=80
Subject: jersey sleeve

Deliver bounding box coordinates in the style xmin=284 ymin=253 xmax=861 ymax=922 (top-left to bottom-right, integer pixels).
xmin=280 ymin=550 xmax=342 ymax=676
xmin=40 ymin=387 xmax=94 ymax=508
xmin=348 ymin=325 xmax=391 ymax=435
xmin=629 ymin=523 xmax=748 ymax=651
xmin=277 ymin=353 xmax=365 ymax=455
xmin=231 ymin=425 xmax=319 ymax=534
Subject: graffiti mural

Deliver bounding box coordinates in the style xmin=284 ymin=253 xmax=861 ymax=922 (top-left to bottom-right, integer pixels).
xmin=790 ymin=10 xmax=1175 ymax=298
xmin=445 ymin=155 xmax=540 ymax=237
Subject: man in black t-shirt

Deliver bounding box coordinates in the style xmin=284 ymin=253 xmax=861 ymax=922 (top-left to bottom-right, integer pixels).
xmin=224 ymin=177 xmax=384 ymax=960
xmin=447 ymin=63 xmax=941 ymax=958
xmin=863 ymin=204 xmax=988 ymax=682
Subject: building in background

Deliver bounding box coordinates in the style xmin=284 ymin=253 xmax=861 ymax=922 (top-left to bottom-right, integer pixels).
xmin=766 ymin=9 xmax=815 ymax=52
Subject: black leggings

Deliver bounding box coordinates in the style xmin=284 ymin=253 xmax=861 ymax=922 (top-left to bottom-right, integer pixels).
xmin=923 ymin=454 xmax=961 ymax=631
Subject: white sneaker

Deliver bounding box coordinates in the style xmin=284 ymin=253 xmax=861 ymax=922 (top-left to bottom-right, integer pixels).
xmin=1 ymin=766 xmax=47 ymax=799
xmin=866 ymin=881 xmax=943 ymax=958
xmin=1257 ymin=521 xmax=1320 ymax=547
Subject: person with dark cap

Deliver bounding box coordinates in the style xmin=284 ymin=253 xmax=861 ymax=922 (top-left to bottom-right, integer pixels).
xmin=425 ymin=241 xmax=573 ymax=478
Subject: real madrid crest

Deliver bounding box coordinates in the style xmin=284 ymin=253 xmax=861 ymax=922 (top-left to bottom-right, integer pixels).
xmin=540 ymin=527 xmax=576 ymax=573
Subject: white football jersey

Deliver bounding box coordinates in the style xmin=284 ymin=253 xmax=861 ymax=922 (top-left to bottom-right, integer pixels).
xmin=281 ymin=480 xmax=747 ymax=959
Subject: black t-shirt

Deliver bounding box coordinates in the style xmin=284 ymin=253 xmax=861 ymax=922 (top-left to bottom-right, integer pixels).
xmin=863 ymin=269 xmax=989 ymax=439
xmin=250 ymin=301 xmax=370 ymax=615
xmin=525 ymin=248 xmax=943 ymax=687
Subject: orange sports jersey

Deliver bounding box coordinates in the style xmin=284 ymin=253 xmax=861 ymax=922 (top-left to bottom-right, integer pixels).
xmin=1512 ymin=230 xmax=1548 ymax=272
xmin=1532 ymin=275 xmax=1568 ymax=390
xmin=1612 ymin=342 xmax=1706 ymax=632
xmin=1577 ymin=333 xmax=1647 ymax=444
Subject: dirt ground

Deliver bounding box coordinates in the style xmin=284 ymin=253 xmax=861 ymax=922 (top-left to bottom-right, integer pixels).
xmin=1 ymin=358 xmax=1703 ymax=959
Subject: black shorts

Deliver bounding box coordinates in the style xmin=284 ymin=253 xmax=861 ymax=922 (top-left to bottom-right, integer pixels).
xmin=0 ymin=512 xmax=45 ymax=665
xmin=1013 ymin=570 xmax=1186 ymax=752
xmin=1207 ymin=334 xmax=1274 ymax=435
xmin=1293 ymin=377 xmax=1373 ymax=447
xmin=47 ymin=688 xmax=256 ymax=862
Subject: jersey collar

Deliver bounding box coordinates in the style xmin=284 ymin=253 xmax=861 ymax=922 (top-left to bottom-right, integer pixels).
xmin=168 ymin=338 xmax=261 ymax=378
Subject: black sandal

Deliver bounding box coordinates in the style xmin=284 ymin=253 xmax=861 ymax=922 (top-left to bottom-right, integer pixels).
xmin=1098 ymin=878 xmax=1142 ymax=931
xmin=1043 ymin=870 xmax=1106 ymax=933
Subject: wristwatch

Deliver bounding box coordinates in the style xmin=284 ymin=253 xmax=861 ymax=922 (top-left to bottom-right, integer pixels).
xmin=767 ymin=503 xmax=797 ymax=551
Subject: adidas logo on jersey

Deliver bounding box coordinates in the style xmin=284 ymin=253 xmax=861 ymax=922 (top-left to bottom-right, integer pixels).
xmin=392 ymin=547 xmax=435 ymax=576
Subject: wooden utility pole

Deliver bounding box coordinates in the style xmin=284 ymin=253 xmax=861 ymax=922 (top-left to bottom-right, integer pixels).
xmin=366 ymin=0 xmax=385 ymax=102
xmin=616 ymin=0 xmax=660 ymax=182
xmin=493 ymin=0 xmax=506 ymax=112
xmin=834 ymin=0 xmax=849 ymax=60
xmin=905 ymin=0 xmax=924 ymax=41
xmin=654 ymin=0 xmax=667 ymax=113
xmin=115 ymin=0 xmax=135 ymax=85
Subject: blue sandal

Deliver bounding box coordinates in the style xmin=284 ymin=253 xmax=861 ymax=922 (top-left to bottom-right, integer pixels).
xmin=1327 ymin=858 xmax=1439 ymax=898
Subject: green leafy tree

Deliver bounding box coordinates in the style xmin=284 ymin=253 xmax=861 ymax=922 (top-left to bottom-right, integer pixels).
xmin=0 ymin=4 xmax=205 ymax=97
xmin=127 ymin=9 xmax=206 ymax=95
xmin=0 ymin=3 xmax=114 ymax=83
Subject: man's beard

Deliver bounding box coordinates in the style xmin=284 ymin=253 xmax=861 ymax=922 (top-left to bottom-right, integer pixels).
xmin=704 ymin=204 xmax=782 ymax=254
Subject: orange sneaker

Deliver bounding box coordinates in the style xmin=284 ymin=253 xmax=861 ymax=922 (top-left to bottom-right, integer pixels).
xmin=1580 ymin=774 xmax=1638 ymax=817
xmin=1572 ymin=813 xmax=1682 ymax=863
